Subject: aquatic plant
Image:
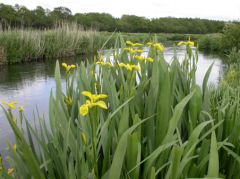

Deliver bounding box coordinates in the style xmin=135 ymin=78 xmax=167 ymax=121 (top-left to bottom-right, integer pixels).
xmin=1 ymin=34 xmax=240 ymax=179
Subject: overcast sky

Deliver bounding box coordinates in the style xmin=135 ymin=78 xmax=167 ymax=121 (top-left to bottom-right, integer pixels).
xmin=1 ymin=0 xmax=240 ymax=21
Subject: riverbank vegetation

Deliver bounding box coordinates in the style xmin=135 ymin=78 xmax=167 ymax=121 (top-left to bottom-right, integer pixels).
xmin=0 ymin=24 xmax=107 ymax=64
xmin=198 ymin=24 xmax=240 ymax=53
xmin=1 ymin=36 xmax=240 ymax=178
xmin=1 ymin=23 xmax=239 ymax=65
xmin=0 ymin=25 xmax=207 ymax=65
xmin=1 ymin=3 xmax=240 ymax=65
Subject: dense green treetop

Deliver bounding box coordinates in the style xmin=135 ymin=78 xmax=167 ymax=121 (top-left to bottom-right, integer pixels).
xmin=0 ymin=3 xmax=234 ymax=33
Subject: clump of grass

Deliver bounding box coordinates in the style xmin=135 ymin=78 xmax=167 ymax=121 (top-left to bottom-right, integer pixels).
xmin=0 ymin=23 xmax=108 ymax=64
xmin=1 ymin=34 xmax=240 ymax=178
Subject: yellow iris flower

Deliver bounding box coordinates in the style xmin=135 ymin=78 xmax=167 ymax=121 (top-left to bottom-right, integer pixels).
xmin=126 ymin=41 xmax=143 ymax=47
xmin=147 ymin=42 xmax=165 ymax=52
xmin=13 ymin=144 xmax=17 ymax=151
xmin=118 ymin=63 xmax=140 ymax=72
xmin=135 ymin=55 xmax=154 ymax=63
xmin=80 ymin=91 xmax=108 ymax=116
xmin=62 ymin=63 xmax=76 ymax=73
xmin=80 ymin=104 xmax=89 ymax=116
xmin=19 ymin=106 xmax=24 ymax=112
xmin=153 ymin=43 xmax=165 ymax=52
xmin=7 ymin=168 xmax=14 ymax=175
xmin=124 ymin=48 xmax=143 ymax=54
xmin=178 ymin=37 xmax=194 ymax=46
xmin=146 ymin=57 xmax=154 ymax=62
xmin=2 ymin=101 xmax=18 ymax=109
xmin=96 ymin=61 xmax=113 ymax=67
xmin=81 ymin=91 xmax=107 ymax=103
xmin=135 ymin=55 xmax=145 ymax=61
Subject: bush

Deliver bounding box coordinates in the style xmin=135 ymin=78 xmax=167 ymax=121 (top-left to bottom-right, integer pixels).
xmin=198 ymin=34 xmax=222 ymax=52
xmin=222 ymin=24 xmax=240 ymax=51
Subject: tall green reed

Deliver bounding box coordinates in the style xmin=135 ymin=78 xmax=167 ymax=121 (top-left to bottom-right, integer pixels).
xmin=0 ymin=23 xmax=108 ymax=64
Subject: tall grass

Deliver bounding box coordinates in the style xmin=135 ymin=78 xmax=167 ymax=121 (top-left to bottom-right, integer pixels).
xmin=0 ymin=24 xmax=108 ymax=64
xmin=0 ymin=24 xmax=209 ymax=65
xmin=1 ymin=34 xmax=240 ymax=178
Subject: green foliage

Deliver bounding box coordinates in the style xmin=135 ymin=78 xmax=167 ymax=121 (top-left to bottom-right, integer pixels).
xmin=0 ymin=2 xmax=225 ymax=34
xmin=1 ymin=35 xmax=240 ymax=178
xmin=198 ymin=24 xmax=240 ymax=53
xmin=222 ymin=48 xmax=240 ymax=87
xmin=222 ymin=24 xmax=240 ymax=51
xmin=198 ymin=34 xmax=222 ymax=52
xmin=0 ymin=24 xmax=109 ymax=64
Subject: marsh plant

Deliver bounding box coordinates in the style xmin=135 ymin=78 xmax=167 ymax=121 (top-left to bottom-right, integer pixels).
xmin=0 ymin=23 xmax=107 ymax=64
xmin=1 ymin=35 xmax=240 ymax=179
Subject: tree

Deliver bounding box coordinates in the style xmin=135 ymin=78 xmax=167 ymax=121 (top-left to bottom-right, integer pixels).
xmin=0 ymin=3 xmax=17 ymax=28
xmin=49 ymin=6 xmax=72 ymax=22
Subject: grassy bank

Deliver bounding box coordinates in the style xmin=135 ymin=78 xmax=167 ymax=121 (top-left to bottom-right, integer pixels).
xmin=0 ymin=24 xmax=210 ymax=65
xmin=0 ymin=24 xmax=108 ymax=64
xmin=1 ymin=35 xmax=240 ymax=178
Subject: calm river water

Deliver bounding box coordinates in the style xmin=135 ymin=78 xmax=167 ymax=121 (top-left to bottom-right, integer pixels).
xmin=0 ymin=48 xmax=226 ymax=156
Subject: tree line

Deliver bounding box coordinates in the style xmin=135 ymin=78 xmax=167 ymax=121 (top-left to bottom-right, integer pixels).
xmin=0 ymin=3 xmax=226 ymax=34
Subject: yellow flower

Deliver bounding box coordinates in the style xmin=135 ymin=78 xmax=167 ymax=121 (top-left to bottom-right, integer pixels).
xmin=80 ymin=91 xmax=108 ymax=116
xmin=134 ymin=43 xmax=143 ymax=47
xmin=147 ymin=42 xmax=154 ymax=46
xmin=62 ymin=63 xmax=67 ymax=68
xmin=135 ymin=55 xmax=145 ymax=61
xmin=19 ymin=106 xmax=24 ymax=112
xmin=2 ymin=101 xmax=18 ymax=109
xmin=13 ymin=144 xmax=17 ymax=151
xmin=81 ymin=132 xmax=87 ymax=145
xmin=119 ymin=63 xmax=126 ymax=68
xmin=126 ymin=41 xmax=134 ymax=46
xmin=70 ymin=64 xmax=76 ymax=69
xmin=147 ymin=42 xmax=164 ymax=52
xmin=62 ymin=63 xmax=76 ymax=73
xmin=118 ymin=63 xmax=140 ymax=72
xmin=105 ymin=62 xmax=113 ymax=67
xmin=126 ymin=41 xmax=143 ymax=47
xmin=135 ymin=56 xmax=154 ymax=63
xmin=178 ymin=37 xmax=194 ymax=47
xmin=81 ymin=91 xmax=107 ymax=103
xmin=135 ymin=49 xmax=143 ymax=53
xmin=8 ymin=168 xmax=14 ymax=175
xmin=146 ymin=57 xmax=154 ymax=62
xmin=125 ymin=64 xmax=133 ymax=71
xmin=153 ymin=43 xmax=164 ymax=52
xmin=93 ymin=100 xmax=108 ymax=109
xmin=96 ymin=61 xmax=113 ymax=67
xmin=124 ymin=47 xmax=134 ymax=54
xmin=177 ymin=41 xmax=185 ymax=46
xmin=80 ymin=104 xmax=89 ymax=116
xmin=124 ymin=48 xmax=142 ymax=54
xmin=131 ymin=65 xmax=140 ymax=72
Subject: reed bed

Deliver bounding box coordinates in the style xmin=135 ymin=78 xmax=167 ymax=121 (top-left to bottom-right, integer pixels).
xmin=1 ymin=34 xmax=240 ymax=178
xmin=0 ymin=24 xmax=108 ymax=64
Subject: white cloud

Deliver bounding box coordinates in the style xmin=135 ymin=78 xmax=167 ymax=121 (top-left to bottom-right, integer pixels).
xmin=1 ymin=0 xmax=240 ymax=20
